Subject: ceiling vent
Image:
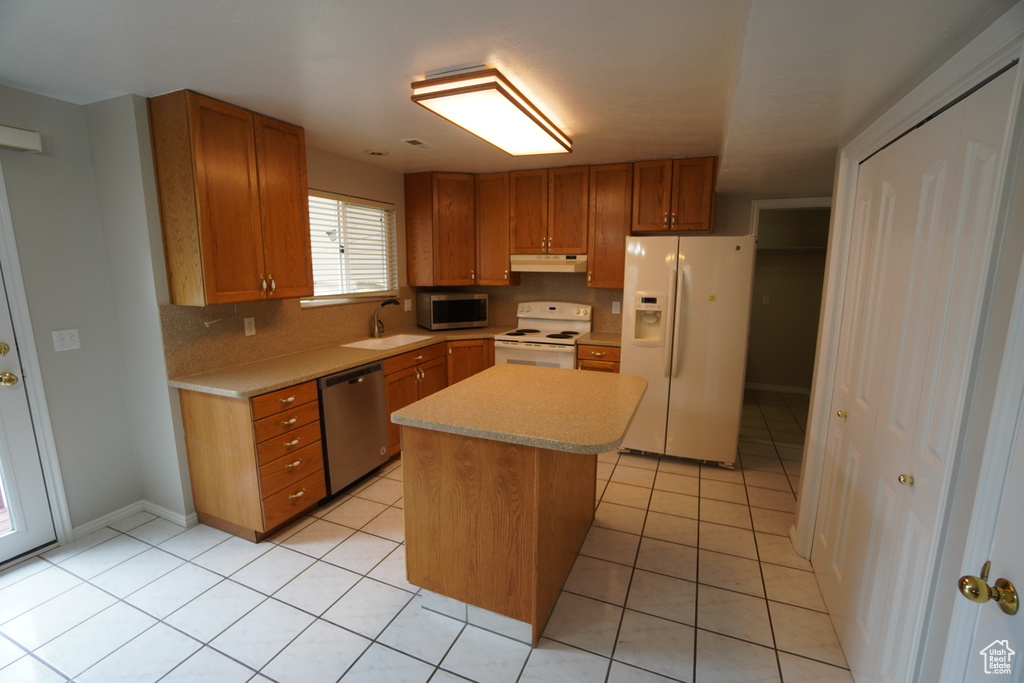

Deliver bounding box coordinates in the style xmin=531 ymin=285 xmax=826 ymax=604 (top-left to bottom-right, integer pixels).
xmin=403 ymin=138 xmax=430 ymax=149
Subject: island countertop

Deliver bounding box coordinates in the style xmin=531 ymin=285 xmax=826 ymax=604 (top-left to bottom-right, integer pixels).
xmin=391 ymin=364 xmax=647 ymax=454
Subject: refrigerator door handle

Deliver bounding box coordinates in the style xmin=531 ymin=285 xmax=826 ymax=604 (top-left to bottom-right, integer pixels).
xmin=663 ymin=257 xmax=678 ymax=378
xmin=670 ymin=262 xmax=686 ymax=378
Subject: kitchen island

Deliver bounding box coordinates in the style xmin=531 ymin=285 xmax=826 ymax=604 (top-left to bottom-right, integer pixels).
xmin=392 ymin=364 xmax=646 ymax=644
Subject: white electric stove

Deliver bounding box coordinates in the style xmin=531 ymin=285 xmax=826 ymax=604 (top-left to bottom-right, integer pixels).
xmin=494 ymin=301 xmax=592 ymax=369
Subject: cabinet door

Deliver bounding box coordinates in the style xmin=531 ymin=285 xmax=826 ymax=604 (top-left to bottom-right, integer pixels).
xmin=476 ymin=173 xmax=518 ymax=286
xmin=447 ymin=339 xmax=495 ymax=385
xmin=631 ymin=159 xmax=673 ymax=233
xmin=255 ymin=114 xmax=314 ymax=298
xmin=433 ymin=173 xmax=477 ymax=285
xmin=587 ymin=163 xmax=632 ymax=288
xmin=418 ymin=355 xmax=448 ymax=399
xmin=385 ymin=366 xmax=421 ymax=456
xmin=547 ymin=166 xmax=588 ymax=254
xmin=671 ymin=156 xmax=716 ymax=232
xmin=188 ymin=92 xmax=265 ymax=303
xmin=510 ymin=169 xmax=548 ymax=254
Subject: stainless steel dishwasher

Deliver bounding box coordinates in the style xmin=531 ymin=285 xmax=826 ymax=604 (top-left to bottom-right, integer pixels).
xmin=318 ymin=362 xmax=389 ymax=496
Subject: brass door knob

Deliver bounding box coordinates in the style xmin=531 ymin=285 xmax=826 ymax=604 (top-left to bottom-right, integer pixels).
xmin=0 ymin=342 xmax=9 ymax=355
xmin=898 ymin=474 xmax=915 ymax=486
xmin=958 ymin=561 xmax=1019 ymax=615
xmin=836 ymin=410 xmax=847 ymax=418
xmin=0 ymin=372 xmax=18 ymax=386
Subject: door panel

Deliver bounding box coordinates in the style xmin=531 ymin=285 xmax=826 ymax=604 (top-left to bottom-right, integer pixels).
xmin=0 ymin=258 xmax=56 ymax=563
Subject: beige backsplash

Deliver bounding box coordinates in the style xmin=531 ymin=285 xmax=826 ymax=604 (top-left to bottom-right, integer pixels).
xmin=161 ymin=272 xmax=623 ymax=378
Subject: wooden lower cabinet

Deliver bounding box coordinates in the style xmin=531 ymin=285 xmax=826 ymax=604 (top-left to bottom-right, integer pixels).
xmin=577 ymin=344 xmax=620 ymax=373
xmin=384 ymin=343 xmax=448 ymax=456
xmin=179 ymin=380 xmax=325 ymax=541
xmin=447 ymin=338 xmax=495 ymax=385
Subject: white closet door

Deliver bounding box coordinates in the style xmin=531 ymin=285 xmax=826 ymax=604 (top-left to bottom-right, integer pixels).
xmin=813 ymin=66 xmax=1016 ymax=682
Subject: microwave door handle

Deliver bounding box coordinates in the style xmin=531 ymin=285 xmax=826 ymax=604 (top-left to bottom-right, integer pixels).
xmin=662 ymin=256 xmax=678 ymax=379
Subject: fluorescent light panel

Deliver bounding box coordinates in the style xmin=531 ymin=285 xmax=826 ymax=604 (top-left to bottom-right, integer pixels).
xmin=411 ymin=68 xmax=571 ymax=156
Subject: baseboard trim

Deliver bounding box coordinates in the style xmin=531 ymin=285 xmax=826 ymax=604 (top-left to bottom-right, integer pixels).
xmin=70 ymin=500 xmax=198 ymax=540
xmin=745 ymin=383 xmax=811 ymax=396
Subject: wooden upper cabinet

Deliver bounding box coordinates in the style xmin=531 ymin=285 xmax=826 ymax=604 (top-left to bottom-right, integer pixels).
xmin=405 ymin=172 xmax=476 ymax=286
xmin=548 ymin=166 xmax=589 ymax=254
xmin=671 ymin=156 xmax=717 ymax=232
xmin=475 ymin=173 xmax=519 ymax=286
xmin=255 ymin=115 xmax=313 ymax=300
xmin=632 ymin=156 xmax=717 ymax=233
xmin=510 ymin=169 xmax=548 ymax=254
xmin=587 ymin=163 xmax=633 ymax=289
xmin=148 ymin=90 xmax=313 ymax=305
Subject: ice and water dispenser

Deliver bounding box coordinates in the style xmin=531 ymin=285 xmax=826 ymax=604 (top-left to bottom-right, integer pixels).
xmin=630 ymin=292 xmax=668 ymax=346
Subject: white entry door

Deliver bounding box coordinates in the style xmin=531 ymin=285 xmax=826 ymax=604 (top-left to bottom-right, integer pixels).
xmin=812 ymin=65 xmax=1016 ymax=682
xmin=0 ymin=166 xmax=56 ymax=564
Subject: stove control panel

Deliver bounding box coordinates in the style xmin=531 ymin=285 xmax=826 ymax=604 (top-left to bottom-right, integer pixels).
xmin=516 ymin=301 xmax=591 ymax=321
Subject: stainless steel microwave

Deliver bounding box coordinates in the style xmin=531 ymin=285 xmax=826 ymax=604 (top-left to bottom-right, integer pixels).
xmin=417 ymin=293 xmax=488 ymax=330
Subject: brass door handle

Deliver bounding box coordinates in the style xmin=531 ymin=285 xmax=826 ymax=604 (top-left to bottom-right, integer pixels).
xmin=898 ymin=474 xmax=914 ymax=486
xmin=0 ymin=372 xmax=18 ymax=387
xmin=958 ymin=561 xmax=1019 ymax=615
xmin=836 ymin=410 xmax=847 ymax=418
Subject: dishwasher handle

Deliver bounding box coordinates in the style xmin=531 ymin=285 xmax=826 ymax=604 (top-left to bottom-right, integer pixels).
xmin=321 ymin=362 xmax=383 ymax=389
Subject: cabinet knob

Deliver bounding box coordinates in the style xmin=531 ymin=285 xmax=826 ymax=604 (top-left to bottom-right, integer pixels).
xmin=470 ymin=270 xmax=475 ymax=282
xmin=268 ymin=276 xmax=276 ymax=295
xmin=281 ymin=417 xmax=298 ymax=427
xmin=588 ymin=271 xmax=592 ymax=283
xmin=284 ymin=459 xmax=302 ymax=468
xmin=504 ymin=269 xmax=508 ymax=280
xmin=663 ymin=213 xmax=668 ymax=227
xmin=288 ymin=489 xmax=306 ymax=500
xmin=260 ymin=275 xmax=267 ymax=293
xmin=593 ymin=352 xmax=605 ymax=357
xmin=279 ymin=396 xmax=296 ymax=405
xmin=284 ymin=438 xmax=300 ymax=448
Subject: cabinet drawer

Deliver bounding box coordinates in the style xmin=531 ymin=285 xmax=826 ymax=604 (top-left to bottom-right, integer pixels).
xmin=253 ymin=399 xmax=320 ymax=443
xmin=262 ymin=470 xmax=326 ymax=530
xmin=251 ymin=381 xmax=318 ymax=420
xmin=256 ymin=420 xmax=322 ymax=466
xmin=577 ymin=345 xmax=621 ymax=362
xmin=259 ymin=441 xmax=324 ymax=497
xmin=383 ymin=343 xmax=446 ymax=375
xmin=578 ymin=359 xmax=620 ymax=373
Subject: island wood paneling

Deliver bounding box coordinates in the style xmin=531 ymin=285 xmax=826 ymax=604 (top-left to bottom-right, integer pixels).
xmin=402 ymin=426 xmax=596 ymax=643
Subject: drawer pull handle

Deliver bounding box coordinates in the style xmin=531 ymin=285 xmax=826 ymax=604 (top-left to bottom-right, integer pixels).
xmin=284 ymin=438 xmax=300 ymax=448
xmin=288 ymin=489 xmax=306 ymax=500
xmin=414 ymin=355 xmax=423 ymax=361
xmin=279 ymin=396 xmax=296 ymax=405
xmin=592 ymin=352 xmax=605 ymax=357
xmin=284 ymin=459 xmax=302 ymax=468
xmin=281 ymin=417 xmax=298 ymax=426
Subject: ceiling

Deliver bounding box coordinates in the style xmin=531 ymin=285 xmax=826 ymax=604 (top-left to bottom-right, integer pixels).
xmin=0 ymin=0 xmax=1015 ymax=197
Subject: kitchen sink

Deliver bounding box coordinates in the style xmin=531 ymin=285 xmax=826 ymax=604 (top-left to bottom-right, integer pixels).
xmin=342 ymin=334 xmax=431 ymax=350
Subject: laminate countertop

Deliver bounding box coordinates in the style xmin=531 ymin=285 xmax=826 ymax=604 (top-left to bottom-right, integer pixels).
xmin=391 ymin=364 xmax=646 ymax=454
xmin=167 ymin=327 xmax=510 ymax=398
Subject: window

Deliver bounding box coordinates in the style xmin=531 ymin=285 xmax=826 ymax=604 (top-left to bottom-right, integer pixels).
xmin=305 ymin=190 xmax=398 ymax=303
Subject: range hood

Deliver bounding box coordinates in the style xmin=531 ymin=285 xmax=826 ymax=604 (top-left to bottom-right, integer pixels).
xmin=510 ymin=254 xmax=588 ymax=273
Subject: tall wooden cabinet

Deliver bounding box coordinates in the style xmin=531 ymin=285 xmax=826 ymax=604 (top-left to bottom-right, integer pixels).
xmin=405 ymin=173 xmax=477 ymax=286
xmin=148 ymin=90 xmax=313 ymax=306
xmin=632 ymin=156 xmax=716 ymax=233
xmin=587 ymin=163 xmax=633 ymax=289
xmin=547 ymin=166 xmax=589 ymax=254
xmin=475 ymin=173 xmax=519 ymax=286
xmin=179 ymin=381 xmax=325 ymax=541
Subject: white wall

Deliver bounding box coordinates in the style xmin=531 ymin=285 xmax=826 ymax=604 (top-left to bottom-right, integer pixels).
xmin=0 ymin=85 xmax=143 ymax=527
xmin=83 ymin=94 xmax=192 ymax=522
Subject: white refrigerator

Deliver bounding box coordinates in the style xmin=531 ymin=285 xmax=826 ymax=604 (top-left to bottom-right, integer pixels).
xmin=620 ymin=234 xmax=755 ymax=465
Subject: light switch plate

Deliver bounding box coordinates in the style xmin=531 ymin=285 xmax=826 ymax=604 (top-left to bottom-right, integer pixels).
xmin=612 ymin=301 xmax=621 ymax=315
xmin=52 ymin=328 xmax=80 ymax=351
xmin=404 ymin=299 xmax=412 ymax=311
xmin=244 ymin=317 xmax=256 ymax=336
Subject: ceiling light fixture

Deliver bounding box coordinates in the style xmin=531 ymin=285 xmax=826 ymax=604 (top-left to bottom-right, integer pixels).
xmin=411 ymin=67 xmax=571 ymax=156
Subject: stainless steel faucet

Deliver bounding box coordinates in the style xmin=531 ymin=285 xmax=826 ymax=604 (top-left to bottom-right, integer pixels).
xmin=372 ymin=299 xmax=400 ymax=337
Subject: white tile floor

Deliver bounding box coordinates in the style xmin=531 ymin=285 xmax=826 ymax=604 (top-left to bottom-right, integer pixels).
xmin=0 ymin=391 xmax=853 ymax=682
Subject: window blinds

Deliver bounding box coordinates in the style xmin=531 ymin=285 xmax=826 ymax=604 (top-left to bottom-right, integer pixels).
xmin=308 ymin=191 xmax=397 ymax=299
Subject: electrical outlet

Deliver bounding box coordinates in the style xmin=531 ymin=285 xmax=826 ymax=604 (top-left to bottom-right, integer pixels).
xmin=612 ymin=301 xmax=621 ymax=315
xmin=52 ymin=328 xmax=80 ymax=352
xmin=244 ymin=317 xmax=256 ymax=336
xmin=763 ymin=295 xmax=771 ymax=305
xmin=404 ymin=299 xmax=412 ymax=312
